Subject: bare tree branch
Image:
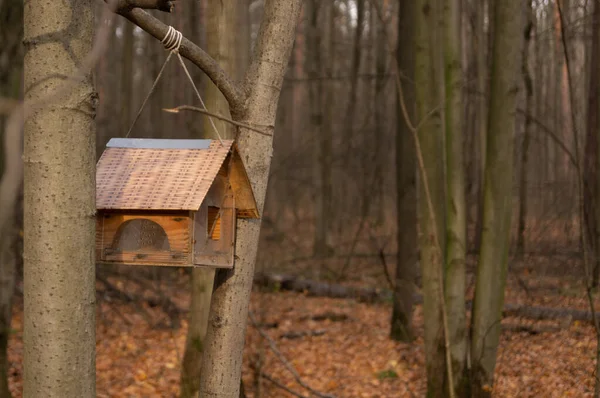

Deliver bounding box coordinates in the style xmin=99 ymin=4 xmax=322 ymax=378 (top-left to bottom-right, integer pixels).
xmin=516 ymin=108 xmax=578 ymax=170
xmin=261 ymin=373 xmax=309 ymax=398
xmin=110 ymin=4 xmax=245 ymax=113
xmin=117 ymin=0 xmax=176 ymax=12
xmin=163 ymin=105 xmax=272 ymax=136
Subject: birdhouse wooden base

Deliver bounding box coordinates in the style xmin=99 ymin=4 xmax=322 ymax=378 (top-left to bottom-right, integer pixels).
xmin=95 ymin=138 xmax=257 ymax=268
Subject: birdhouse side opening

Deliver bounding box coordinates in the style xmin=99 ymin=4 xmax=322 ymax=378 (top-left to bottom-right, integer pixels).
xmin=193 ymin=174 xmax=236 ymax=268
xmin=96 ymin=211 xmax=193 ymax=266
xmin=207 ymin=206 xmax=222 ymax=240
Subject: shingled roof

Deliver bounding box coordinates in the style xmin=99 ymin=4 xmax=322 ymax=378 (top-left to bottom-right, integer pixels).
xmin=96 ymin=138 xmax=258 ymax=217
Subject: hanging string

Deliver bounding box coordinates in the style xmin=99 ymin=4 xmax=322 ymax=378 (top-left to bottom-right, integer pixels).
xmin=126 ymin=26 xmax=223 ymax=144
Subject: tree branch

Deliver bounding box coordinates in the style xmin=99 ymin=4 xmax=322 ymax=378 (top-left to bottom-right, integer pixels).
xmin=119 ymin=0 xmax=176 ymax=12
xmin=111 ymin=5 xmax=245 ymax=114
xmin=260 ymin=373 xmax=309 ymax=398
xmin=163 ymin=105 xmax=272 ymax=136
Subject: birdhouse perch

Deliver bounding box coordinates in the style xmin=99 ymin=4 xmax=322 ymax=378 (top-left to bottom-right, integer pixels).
xmin=95 ymin=138 xmax=258 ymax=268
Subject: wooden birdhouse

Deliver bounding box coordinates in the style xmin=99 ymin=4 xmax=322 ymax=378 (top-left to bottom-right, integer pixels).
xmin=95 ymin=138 xmax=258 ymax=268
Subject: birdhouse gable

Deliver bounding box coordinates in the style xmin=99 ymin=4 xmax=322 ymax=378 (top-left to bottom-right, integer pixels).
xmin=95 ymin=138 xmax=258 ymax=268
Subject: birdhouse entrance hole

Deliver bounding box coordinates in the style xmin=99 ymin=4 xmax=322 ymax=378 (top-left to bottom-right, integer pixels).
xmin=112 ymin=219 xmax=170 ymax=251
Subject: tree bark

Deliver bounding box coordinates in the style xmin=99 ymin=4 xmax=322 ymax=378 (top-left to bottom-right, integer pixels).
xmin=415 ymin=0 xmax=447 ymax=396
xmin=443 ymin=0 xmax=467 ymax=394
xmin=198 ymin=1 xmax=302 ymax=396
xmin=23 ymin=0 xmax=97 ymax=396
xmin=180 ymin=267 xmax=214 ymax=398
xmin=470 ymin=0 xmax=524 ymax=396
xmin=391 ymin=0 xmax=417 ymax=343
xmin=180 ymin=1 xmax=245 ymax=396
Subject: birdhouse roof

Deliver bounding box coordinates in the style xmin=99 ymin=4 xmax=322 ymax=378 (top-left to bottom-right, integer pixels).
xmin=96 ymin=138 xmax=258 ymax=217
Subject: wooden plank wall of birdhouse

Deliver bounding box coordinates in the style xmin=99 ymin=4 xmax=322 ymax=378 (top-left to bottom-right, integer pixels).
xmin=193 ymin=175 xmax=236 ymax=268
xmin=96 ymin=212 xmax=192 ymax=266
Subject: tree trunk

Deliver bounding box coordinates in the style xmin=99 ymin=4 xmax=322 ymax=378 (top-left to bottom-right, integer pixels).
xmin=590 ymin=0 xmax=600 ymax=288
xmin=312 ymin=1 xmax=334 ymax=260
xmin=0 ymin=2 xmax=23 ymax=396
xmin=180 ymin=269 xmax=214 ymax=398
xmin=120 ymin=22 xmax=134 ymax=134
xmin=591 ymin=1 xmax=600 ymax=394
xmin=344 ymin=0 xmax=365 ymax=149
xmin=198 ymin=1 xmax=302 ymax=396
xmin=517 ymin=1 xmax=534 ymax=257
xmin=373 ymin=0 xmax=386 ymax=226
xmin=391 ymin=0 xmax=417 ymax=343
xmin=470 ymin=1 xmax=524 ymax=396
xmin=473 ymin=0 xmax=488 ymax=252
xmin=23 ymin=0 xmax=96 ymax=396
xmin=180 ymin=1 xmax=243 ymax=396
xmin=415 ymin=0 xmax=447 ymax=396
xmin=305 ymin=1 xmax=329 ymax=262
xmin=443 ymin=0 xmax=467 ymax=394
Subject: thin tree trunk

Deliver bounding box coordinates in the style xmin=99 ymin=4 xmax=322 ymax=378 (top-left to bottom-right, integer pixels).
xmin=443 ymin=0 xmax=467 ymax=394
xmin=322 ymin=2 xmax=334 ymax=254
xmin=391 ymin=0 xmax=417 ymax=343
xmin=180 ymin=269 xmax=214 ymax=398
xmin=538 ymin=4 xmax=551 ymax=210
xmin=416 ymin=0 xmax=447 ymax=396
xmin=470 ymin=1 xmax=525 ymax=396
xmin=306 ymin=0 xmax=333 ymax=261
xmin=314 ymin=2 xmax=334 ymax=260
xmin=517 ymin=1 xmax=534 ymax=256
xmin=473 ymin=0 xmax=488 ymax=252
xmin=120 ymin=22 xmax=134 ymax=134
xmin=556 ymin=1 xmax=573 ymax=184
xmin=590 ymin=0 xmax=600 ymax=288
xmin=180 ymin=1 xmax=243 ymax=396
xmin=23 ymin=0 xmax=96 ymax=396
xmin=553 ymin=3 xmax=566 ymax=187
xmin=198 ymin=1 xmax=302 ymax=396
xmin=344 ymin=0 xmax=365 ymax=148
xmin=305 ymin=0 xmax=323 ymax=259
xmin=373 ymin=0 xmax=387 ymax=226
xmin=591 ymin=0 xmax=600 ymax=393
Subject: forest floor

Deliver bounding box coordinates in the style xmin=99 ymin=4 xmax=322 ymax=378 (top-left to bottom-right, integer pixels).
xmin=6 ymin=255 xmax=599 ymax=397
